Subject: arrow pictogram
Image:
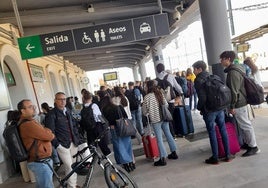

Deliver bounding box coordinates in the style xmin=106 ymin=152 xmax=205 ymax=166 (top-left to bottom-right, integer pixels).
xmin=26 ymin=44 xmax=35 ymax=52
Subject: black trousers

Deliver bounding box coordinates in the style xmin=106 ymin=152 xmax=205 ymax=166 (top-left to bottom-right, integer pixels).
xmin=86 ymin=123 xmax=111 ymax=156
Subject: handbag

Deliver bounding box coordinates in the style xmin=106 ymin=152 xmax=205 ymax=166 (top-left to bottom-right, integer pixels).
xmin=115 ymin=106 xmax=137 ymax=137
xmin=161 ymin=104 xmax=173 ymax=122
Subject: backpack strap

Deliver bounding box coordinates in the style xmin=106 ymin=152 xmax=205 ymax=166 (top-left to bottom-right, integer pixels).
xmin=163 ymin=74 xmax=169 ymax=81
xmin=31 ymin=140 xmax=38 ymax=161
xmin=156 ymin=74 xmax=169 ymax=83
xmin=229 ymin=67 xmax=246 ymax=77
xmin=228 ymin=67 xmax=247 ymax=99
xmin=18 ymin=119 xmax=38 ymax=160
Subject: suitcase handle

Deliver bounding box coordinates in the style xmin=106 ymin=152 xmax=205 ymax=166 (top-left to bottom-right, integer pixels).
xmin=145 ymin=114 xmax=153 ymax=135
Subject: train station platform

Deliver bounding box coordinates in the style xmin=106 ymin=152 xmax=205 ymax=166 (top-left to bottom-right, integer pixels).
xmin=1 ymin=104 xmax=268 ymax=188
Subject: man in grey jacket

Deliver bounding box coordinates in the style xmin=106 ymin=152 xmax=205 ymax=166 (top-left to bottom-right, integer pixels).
xmin=220 ymin=51 xmax=260 ymax=157
xmin=156 ymin=63 xmax=183 ymax=97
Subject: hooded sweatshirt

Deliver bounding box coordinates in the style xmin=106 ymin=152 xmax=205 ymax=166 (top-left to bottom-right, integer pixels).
xmin=224 ymin=63 xmax=247 ymax=109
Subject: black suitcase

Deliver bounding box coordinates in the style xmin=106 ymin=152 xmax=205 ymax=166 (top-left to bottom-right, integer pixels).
xmin=173 ymin=105 xmax=194 ymax=136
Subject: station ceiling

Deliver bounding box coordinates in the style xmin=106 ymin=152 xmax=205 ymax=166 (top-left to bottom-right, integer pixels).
xmin=0 ymin=0 xmax=196 ymax=71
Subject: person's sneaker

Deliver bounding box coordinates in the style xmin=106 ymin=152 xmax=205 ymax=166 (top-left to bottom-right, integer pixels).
xmin=240 ymin=143 xmax=250 ymax=150
xmin=242 ymin=146 xmax=260 ymax=157
xmin=154 ymin=158 xmax=167 ymax=166
xmin=205 ymin=156 xmax=219 ymax=165
xmin=168 ymin=151 xmax=178 ymax=160
xmin=223 ymin=154 xmax=235 ymax=162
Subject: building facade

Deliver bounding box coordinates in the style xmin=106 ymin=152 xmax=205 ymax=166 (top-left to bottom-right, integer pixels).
xmin=0 ymin=23 xmax=88 ymax=183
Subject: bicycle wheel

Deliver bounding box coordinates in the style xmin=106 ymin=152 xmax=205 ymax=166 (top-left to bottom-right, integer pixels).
xmin=104 ymin=164 xmax=138 ymax=188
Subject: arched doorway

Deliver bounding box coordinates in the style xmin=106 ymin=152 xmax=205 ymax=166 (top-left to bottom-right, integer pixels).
xmin=0 ymin=44 xmax=29 ymax=109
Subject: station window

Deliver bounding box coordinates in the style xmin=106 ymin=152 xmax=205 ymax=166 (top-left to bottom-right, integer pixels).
xmin=3 ymin=61 xmax=16 ymax=87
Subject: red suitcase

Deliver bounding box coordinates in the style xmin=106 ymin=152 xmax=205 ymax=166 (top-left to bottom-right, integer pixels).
xmin=142 ymin=134 xmax=159 ymax=159
xmin=142 ymin=115 xmax=159 ymax=160
xmin=215 ymin=122 xmax=240 ymax=158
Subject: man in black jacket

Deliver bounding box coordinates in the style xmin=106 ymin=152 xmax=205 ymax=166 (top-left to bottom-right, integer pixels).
xmin=192 ymin=60 xmax=232 ymax=164
xmin=45 ymin=92 xmax=80 ymax=188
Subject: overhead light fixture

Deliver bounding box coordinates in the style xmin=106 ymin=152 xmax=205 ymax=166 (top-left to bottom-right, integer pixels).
xmin=87 ymin=4 xmax=94 ymax=13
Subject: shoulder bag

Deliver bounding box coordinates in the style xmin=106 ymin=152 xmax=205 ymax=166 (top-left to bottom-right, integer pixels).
xmin=161 ymin=104 xmax=173 ymax=122
xmin=115 ymin=106 xmax=137 ymax=137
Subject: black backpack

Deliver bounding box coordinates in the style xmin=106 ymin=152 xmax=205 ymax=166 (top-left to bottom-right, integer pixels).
xmin=204 ymin=74 xmax=232 ymax=111
xmin=231 ymin=68 xmax=264 ymax=105
xmin=80 ymin=104 xmax=97 ymax=131
xmin=3 ymin=119 xmax=36 ymax=162
xmin=156 ymin=74 xmax=176 ymax=101
xmin=125 ymin=89 xmax=141 ymax=111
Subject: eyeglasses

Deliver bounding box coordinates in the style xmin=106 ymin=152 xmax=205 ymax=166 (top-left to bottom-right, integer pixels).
xmin=24 ymin=105 xmax=36 ymax=109
xmin=56 ymin=98 xmax=66 ymax=101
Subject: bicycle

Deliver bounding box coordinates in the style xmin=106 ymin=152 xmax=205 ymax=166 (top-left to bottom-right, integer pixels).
xmin=46 ymin=127 xmax=138 ymax=188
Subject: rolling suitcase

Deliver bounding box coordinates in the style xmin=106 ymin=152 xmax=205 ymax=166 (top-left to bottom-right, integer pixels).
xmin=173 ymin=105 xmax=194 ymax=136
xmin=215 ymin=122 xmax=240 ymax=158
xmin=142 ymin=116 xmax=159 ymax=160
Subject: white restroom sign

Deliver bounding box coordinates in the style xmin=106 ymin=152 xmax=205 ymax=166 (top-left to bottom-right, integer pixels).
xmin=73 ymin=20 xmax=135 ymax=50
xmin=18 ymin=14 xmax=169 ymax=60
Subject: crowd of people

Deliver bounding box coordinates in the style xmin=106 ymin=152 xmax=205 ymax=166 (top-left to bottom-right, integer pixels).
xmin=6 ymin=50 xmax=264 ymax=188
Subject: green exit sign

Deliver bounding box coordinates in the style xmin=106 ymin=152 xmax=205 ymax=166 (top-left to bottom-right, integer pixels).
xmin=18 ymin=35 xmax=43 ymax=60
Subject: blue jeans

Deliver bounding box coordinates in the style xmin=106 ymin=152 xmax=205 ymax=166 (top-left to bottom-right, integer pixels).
xmin=27 ymin=159 xmax=54 ymax=188
xmin=51 ymin=146 xmax=60 ymax=164
xmin=203 ymin=110 xmax=230 ymax=159
xmin=152 ymin=121 xmax=177 ymax=158
xmin=131 ymin=107 xmax=144 ymax=135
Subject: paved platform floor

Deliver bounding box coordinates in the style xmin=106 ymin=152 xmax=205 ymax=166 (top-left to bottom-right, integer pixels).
xmin=1 ymin=104 xmax=268 ymax=188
